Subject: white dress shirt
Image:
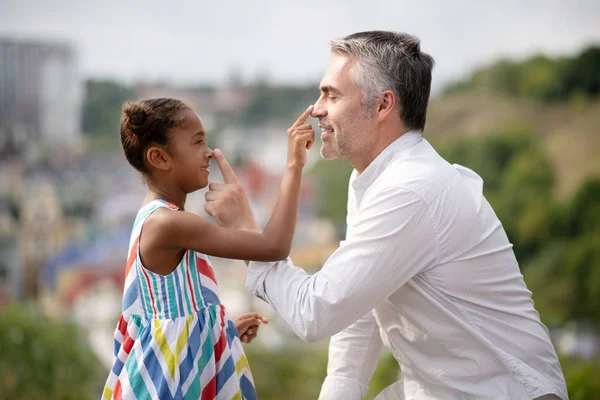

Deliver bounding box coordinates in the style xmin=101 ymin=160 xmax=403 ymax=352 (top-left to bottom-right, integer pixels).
xmin=246 ymin=131 xmax=568 ymax=400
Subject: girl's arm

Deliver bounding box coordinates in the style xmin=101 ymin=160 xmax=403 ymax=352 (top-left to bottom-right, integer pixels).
xmin=153 ymin=106 xmax=315 ymax=262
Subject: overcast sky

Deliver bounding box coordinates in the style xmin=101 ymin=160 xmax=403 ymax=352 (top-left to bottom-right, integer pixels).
xmin=1 ymin=0 xmax=599 ymax=91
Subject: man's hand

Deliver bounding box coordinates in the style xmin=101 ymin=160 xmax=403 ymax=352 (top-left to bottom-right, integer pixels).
xmin=233 ymin=312 xmax=269 ymax=344
xmin=204 ymin=149 xmax=260 ymax=230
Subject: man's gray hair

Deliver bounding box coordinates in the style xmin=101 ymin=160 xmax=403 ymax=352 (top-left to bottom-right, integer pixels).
xmin=330 ymin=31 xmax=435 ymax=131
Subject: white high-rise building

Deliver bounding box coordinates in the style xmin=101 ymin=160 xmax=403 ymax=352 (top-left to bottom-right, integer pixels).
xmin=0 ymin=38 xmax=82 ymax=155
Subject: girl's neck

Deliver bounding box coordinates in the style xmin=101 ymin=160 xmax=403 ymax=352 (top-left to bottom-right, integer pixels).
xmin=145 ymin=180 xmax=187 ymax=211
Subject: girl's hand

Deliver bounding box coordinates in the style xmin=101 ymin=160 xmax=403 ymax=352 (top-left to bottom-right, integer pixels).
xmin=287 ymin=105 xmax=315 ymax=169
xmin=233 ymin=312 xmax=269 ymax=344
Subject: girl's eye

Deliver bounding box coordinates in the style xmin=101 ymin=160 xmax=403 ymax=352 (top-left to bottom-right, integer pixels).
xmin=196 ymin=140 xmax=203 ymax=145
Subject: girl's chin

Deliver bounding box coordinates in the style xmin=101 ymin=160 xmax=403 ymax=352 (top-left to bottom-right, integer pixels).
xmin=184 ymin=181 xmax=209 ymax=193
xmin=197 ymin=180 xmax=209 ymax=190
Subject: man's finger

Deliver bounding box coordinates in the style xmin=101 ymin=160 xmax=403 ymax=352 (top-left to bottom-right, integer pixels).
xmin=205 ymin=191 xmax=220 ymax=202
xmin=204 ymin=202 xmax=216 ymax=217
xmin=292 ymin=105 xmax=314 ymax=128
xmin=208 ymin=182 xmax=228 ymax=191
xmin=213 ymin=149 xmax=239 ymax=184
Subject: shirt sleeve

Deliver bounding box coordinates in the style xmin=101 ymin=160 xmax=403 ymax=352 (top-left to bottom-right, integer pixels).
xmin=245 ymin=185 xmax=438 ymax=342
xmin=318 ymin=310 xmax=383 ymax=400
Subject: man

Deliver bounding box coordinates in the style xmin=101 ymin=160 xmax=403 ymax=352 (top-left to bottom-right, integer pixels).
xmin=205 ymin=31 xmax=568 ymax=399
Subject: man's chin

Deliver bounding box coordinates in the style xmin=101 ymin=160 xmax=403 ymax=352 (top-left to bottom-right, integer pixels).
xmin=320 ymin=145 xmax=341 ymax=160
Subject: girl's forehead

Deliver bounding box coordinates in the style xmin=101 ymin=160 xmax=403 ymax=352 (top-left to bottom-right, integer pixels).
xmin=179 ymin=109 xmax=203 ymax=129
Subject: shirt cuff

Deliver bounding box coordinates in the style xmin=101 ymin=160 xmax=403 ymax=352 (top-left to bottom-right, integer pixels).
xmin=318 ymin=374 xmax=367 ymax=400
xmin=245 ymin=259 xmax=281 ymax=302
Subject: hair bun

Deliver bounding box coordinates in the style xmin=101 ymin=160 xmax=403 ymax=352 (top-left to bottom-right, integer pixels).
xmin=124 ymin=103 xmax=155 ymax=137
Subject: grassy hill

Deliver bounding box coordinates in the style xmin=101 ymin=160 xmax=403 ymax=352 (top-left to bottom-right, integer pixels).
xmin=425 ymin=91 xmax=600 ymax=199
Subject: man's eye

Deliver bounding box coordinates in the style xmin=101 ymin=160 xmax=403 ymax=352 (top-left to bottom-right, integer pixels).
xmin=196 ymin=140 xmax=203 ymax=144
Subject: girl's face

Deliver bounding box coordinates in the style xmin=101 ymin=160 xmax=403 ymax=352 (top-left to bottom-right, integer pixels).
xmin=166 ymin=108 xmax=213 ymax=192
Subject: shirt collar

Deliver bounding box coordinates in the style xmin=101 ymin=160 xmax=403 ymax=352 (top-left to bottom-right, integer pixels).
xmin=352 ymin=130 xmax=422 ymax=193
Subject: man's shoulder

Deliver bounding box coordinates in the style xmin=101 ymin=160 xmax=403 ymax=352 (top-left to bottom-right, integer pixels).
xmin=378 ymin=149 xmax=455 ymax=192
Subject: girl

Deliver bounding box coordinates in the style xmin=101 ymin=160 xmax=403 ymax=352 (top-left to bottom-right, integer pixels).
xmin=102 ymin=98 xmax=314 ymax=400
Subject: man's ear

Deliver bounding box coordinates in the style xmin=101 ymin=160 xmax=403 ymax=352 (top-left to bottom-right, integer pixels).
xmin=376 ymin=90 xmax=397 ymax=121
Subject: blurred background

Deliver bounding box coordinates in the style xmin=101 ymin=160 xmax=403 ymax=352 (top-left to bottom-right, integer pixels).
xmin=1 ymin=0 xmax=599 ymax=399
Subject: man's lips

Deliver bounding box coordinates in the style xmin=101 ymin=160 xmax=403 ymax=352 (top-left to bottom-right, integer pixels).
xmin=319 ymin=125 xmax=334 ymax=139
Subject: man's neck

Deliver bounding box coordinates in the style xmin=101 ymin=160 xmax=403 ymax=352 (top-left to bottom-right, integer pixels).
xmin=352 ymin=128 xmax=410 ymax=174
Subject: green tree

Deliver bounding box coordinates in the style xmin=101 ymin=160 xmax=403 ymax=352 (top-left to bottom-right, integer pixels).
xmin=516 ymin=55 xmax=566 ymax=101
xmin=567 ymin=178 xmax=600 ymax=237
xmin=442 ymin=45 xmax=600 ymax=102
xmin=82 ymin=80 xmax=135 ymax=148
xmin=495 ymin=149 xmax=556 ymax=261
xmin=559 ymin=355 xmax=600 ymax=400
xmin=437 ymin=128 xmax=556 ymax=264
xmin=309 ymin=158 xmax=353 ymax=226
xmin=0 ymin=303 xmax=104 ymax=399
xmin=523 ymin=179 xmax=600 ymax=329
xmin=437 ymin=129 xmax=533 ymax=193
xmin=238 ymin=84 xmax=317 ymax=127
xmin=524 ymin=242 xmax=573 ymax=326
xmin=563 ymin=46 xmax=600 ymax=98
xmin=245 ymin=343 xmax=328 ymax=399
xmin=245 ymin=342 xmax=399 ymax=399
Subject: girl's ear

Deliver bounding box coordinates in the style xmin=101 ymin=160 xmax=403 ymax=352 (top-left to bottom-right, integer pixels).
xmin=146 ymin=146 xmax=172 ymax=171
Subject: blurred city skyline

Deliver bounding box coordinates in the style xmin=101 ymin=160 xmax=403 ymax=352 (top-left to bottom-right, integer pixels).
xmin=2 ymin=0 xmax=599 ymax=93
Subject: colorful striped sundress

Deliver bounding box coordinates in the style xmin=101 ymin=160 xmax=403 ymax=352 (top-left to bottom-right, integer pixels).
xmin=103 ymin=199 xmax=257 ymax=400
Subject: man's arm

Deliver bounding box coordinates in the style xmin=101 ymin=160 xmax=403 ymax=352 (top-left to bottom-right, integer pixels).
xmin=246 ymin=184 xmax=438 ymax=342
xmin=318 ymin=169 xmax=383 ymax=400
xmin=319 ymin=311 xmax=383 ymax=400
xmin=203 ymin=153 xmax=431 ymax=397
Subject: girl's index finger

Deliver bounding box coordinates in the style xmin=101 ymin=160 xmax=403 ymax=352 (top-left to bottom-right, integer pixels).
xmin=292 ymin=105 xmax=314 ymax=128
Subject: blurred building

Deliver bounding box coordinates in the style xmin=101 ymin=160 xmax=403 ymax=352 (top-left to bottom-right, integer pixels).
xmin=133 ymin=83 xmax=253 ymax=132
xmin=0 ymin=37 xmax=83 ymax=157
xmin=0 ymin=212 xmax=20 ymax=305
xmin=20 ymin=182 xmax=65 ymax=298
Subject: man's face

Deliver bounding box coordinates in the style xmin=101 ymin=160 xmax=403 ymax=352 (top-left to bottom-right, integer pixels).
xmin=312 ymin=54 xmax=376 ymax=161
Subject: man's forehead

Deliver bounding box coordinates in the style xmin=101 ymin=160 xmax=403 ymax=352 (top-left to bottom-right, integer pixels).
xmin=326 ymin=54 xmax=351 ymax=75
xmin=320 ymin=54 xmax=355 ymax=89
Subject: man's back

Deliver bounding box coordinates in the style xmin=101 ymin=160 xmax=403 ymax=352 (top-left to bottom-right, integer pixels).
xmin=364 ymin=135 xmax=567 ymax=399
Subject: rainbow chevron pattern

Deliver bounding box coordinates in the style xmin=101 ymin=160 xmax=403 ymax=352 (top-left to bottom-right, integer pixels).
xmin=102 ymin=200 xmax=257 ymax=399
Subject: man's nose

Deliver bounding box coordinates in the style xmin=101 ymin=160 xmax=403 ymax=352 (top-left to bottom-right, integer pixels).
xmin=311 ymin=97 xmax=327 ymax=118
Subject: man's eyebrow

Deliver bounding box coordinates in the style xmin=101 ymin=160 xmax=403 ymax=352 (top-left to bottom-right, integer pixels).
xmin=320 ymin=85 xmax=341 ymax=94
